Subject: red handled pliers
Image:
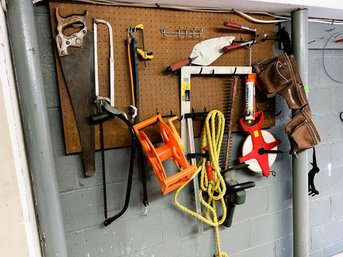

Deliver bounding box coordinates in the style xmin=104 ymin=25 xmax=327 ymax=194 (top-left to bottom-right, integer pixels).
xmin=222 ymin=21 xmax=271 ymax=52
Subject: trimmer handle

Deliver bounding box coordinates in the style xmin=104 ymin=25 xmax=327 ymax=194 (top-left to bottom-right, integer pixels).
xmin=227 ymin=181 xmax=255 ymax=192
xmin=223 ymin=180 xmax=255 ymax=228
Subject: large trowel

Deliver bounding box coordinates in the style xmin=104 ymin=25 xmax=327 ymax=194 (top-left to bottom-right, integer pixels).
xmin=166 ymin=36 xmax=235 ymax=72
xmin=55 ymin=8 xmax=96 ymax=177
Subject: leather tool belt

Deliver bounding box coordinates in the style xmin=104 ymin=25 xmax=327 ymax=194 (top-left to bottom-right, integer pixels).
xmin=254 ymin=53 xmax=320 ymax=154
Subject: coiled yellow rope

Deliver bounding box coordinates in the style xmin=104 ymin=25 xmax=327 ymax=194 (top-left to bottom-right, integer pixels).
xmin=173 ymin=110 xmax=229 ymax=257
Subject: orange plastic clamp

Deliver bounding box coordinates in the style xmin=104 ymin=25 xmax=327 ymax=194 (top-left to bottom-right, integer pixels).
xmin=133 ymin=115 xmax=197 ymax=195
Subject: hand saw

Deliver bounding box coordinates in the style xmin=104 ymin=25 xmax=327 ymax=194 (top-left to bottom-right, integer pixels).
xmin=55 ymin=8 xmax=96 ymax=177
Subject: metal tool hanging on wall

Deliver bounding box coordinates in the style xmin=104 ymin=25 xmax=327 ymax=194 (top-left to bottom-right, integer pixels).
xmin=127 ymin=24 xmax=150 ymax=213
xmin=308 ymin=148 xmax=320 ymax=196
xmin=166 ymin=36 xmax=235 ymax=72
xmin=90 ymin=18 xmax=136 ymax=226
xmin=222 ymin=21 xmax=273 ymax=52
xmin=160 ymin=27 xmax=205 ymax=38
xmin=55 ymin=8 xmax=96 ymax=177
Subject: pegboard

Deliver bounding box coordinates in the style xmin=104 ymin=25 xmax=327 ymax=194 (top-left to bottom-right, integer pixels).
xmin=49 ymin=1 xmax=276 ymax=153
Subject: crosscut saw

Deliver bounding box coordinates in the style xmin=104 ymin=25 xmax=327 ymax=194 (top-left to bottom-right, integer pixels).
xmin=55 ymin=8 xmax=95 ymax=177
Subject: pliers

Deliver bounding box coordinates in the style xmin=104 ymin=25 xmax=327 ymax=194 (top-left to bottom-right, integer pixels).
xmin=222 ymin=21 xmax=272 ymax=52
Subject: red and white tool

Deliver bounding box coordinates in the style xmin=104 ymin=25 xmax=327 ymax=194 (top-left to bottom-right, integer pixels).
xmin=239 ymin=111 xmax=281 ymax=177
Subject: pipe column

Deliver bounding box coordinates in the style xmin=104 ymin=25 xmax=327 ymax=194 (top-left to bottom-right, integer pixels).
xmin=7 ymin=1 xmax=68 ymax=257
xmin=291 ymin=8 xmax=309 ymax=257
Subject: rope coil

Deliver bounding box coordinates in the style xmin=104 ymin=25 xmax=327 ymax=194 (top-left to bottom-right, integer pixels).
xmin=174 ymin=110 xmax=229 ymax=257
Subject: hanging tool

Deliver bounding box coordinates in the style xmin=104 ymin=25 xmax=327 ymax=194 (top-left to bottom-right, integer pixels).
xmin=93 ymin=18 xmax=115 ymax=106
xmin=239 ymin=111 xmax=281 ymax=177
xmin=308 ymin=148 xmax=320 ymax=196
xmin=127 ymin=25 xmax=149 ymax=213
xmin=219 ymin=77 xmax=237 ymax=171
xmin=244 ymin=73 xmax=257 ymax=123
xmin=223 ymin=177 xmax=255 ymax=227
xmin=184 ymin=110 xmax=209 ymax=234
xmin=90 ymin=18 xmax=135 ymax=226
xmin=222 ymin=21 xmax=273 ymax=52
xmin=127 ymin=25 xmax=144 ymax=122
xmin=174 ymin=110 xmax=229 ymax=257
xmin=131 ymin=24 xmax=153 ymax=67
xmin=89 ymin=101 xmax=135 ymax=226
xmin=216 ymin=77 xmax=255 ymax=227
xmin=55 ymin=8 xmax=96 ymax=177
xmin=134 ymin=115 xmax=197 ymax=195
xmin=166 ymin=36 xmax=235 ymax=72
xmin=160 ymin=27 xmax=205 ymax=38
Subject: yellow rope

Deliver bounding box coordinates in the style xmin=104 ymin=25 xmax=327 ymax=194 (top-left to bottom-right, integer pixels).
xmin=173 ymin=110 xmax=229 ymax=257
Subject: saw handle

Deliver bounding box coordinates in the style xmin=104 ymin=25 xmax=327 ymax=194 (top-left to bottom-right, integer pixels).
xmin=166 ymin=57 xmax=191 ymax=72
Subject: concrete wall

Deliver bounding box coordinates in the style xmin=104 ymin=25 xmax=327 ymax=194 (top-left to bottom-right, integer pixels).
xmin=307 ymin=23 xmax=343 ymax=257
xmin=34 ymin=3 xmax=343 ymax=257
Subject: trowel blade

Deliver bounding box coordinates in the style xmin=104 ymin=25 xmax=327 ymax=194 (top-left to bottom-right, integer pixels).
xmin=60 ymin=32 xmax=96 ymax=177
xmin=190 ymin=36 xmax=235 ymax=66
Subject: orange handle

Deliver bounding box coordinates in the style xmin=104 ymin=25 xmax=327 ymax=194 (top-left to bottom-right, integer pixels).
xmin=133 ymin=114 xmax=160 ymax=131
xmin=206 ymin=162 xmax=213 ymax=181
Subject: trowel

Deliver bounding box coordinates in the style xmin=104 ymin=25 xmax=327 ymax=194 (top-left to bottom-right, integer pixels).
xmin=166 ymin=36 xmax=235 ymax=72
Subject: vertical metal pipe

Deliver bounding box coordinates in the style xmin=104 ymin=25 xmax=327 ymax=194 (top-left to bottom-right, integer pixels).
xmin=291 ymin=9 xmax=309 ymax=257
xmin=7 ymin=1 xmax=68 ymax=257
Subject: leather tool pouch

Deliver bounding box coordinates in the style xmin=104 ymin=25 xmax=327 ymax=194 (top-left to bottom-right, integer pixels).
xmin=285 ymin=105 xmax=321 ymax=154
xmin=254 ymin=53 xmax=308 ymax=109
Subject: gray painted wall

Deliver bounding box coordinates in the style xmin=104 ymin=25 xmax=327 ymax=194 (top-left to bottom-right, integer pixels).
xmin=34 ymin=4 xmax=343 ymax=257
xmin=307 ymin=23 xmax=343 ymax=257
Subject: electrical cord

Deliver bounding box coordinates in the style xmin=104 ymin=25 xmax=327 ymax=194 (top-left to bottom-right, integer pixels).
xmin=48 ymin=0 xmax=343 ymax=25
xmin=322 ymin=31 xmax=343 ymax=84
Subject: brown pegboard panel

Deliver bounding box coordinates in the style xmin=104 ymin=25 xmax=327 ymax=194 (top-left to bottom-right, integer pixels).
xmin=49 ymin=1 xmax=275 ymax=153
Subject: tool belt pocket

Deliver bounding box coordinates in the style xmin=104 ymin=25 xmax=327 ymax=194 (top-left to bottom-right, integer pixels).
xmin=254 ymin=53 xmax=309 ymax=109
xmin=285 ymin=105 xmax=321 ymax=154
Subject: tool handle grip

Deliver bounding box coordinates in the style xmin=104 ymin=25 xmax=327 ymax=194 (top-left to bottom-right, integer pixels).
xmin=223 ymin=21 xmax=256 ymax=32
xmin=223 ymin=204 xmax=235 ymax=227
xmin=223 ymin=43 xmax=242 ymax=52
xmin=223 ymin=21 xmax=243 ymax=29
xmin=166 ymin=58 xmax=191 ymax=72
xmin=228 ymin=181 xmax=255 ymax=192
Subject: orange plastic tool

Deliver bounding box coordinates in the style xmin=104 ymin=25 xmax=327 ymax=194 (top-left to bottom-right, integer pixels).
xmin=133 ymin=115 xmax=197 ymax=195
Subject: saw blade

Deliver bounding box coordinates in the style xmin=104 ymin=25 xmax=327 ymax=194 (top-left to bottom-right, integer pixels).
xmin=59 ymin=32 xmax=96 ymax=177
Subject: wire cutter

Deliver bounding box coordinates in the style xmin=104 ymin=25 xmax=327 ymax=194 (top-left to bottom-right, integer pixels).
xmin=222 ymin=21 xmax=273 ymax=52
